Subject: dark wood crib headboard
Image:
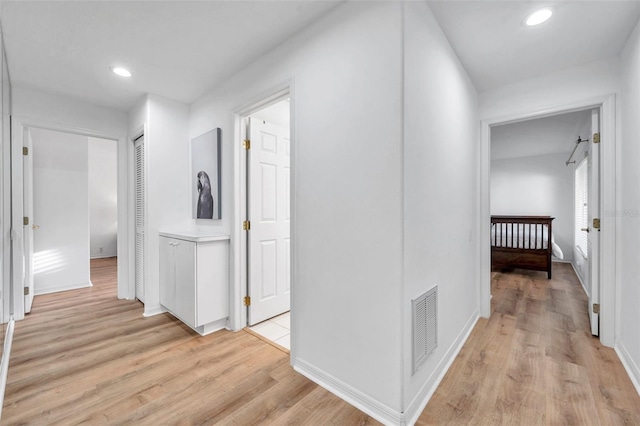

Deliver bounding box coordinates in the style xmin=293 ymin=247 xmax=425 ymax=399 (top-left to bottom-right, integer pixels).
xmin=490 ymin=215 xmax=555 ymax=278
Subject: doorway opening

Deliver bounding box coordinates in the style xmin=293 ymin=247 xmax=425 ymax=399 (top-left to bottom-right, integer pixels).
xmin=480 ymin=94 xmax=615 ymax=347
xmin=23 ymin=127 xmax=118 ymax=312
xmin=489 ymin=107 xmax=600 ymax=335
xmin=242 ymin=98 xmax=291 ymax=351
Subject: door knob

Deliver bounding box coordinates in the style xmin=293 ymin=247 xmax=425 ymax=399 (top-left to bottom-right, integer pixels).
xmin=32 ymin=225 xmax=39 ymax=230
xmin=581 ymin=227 xmax=589 ymax=232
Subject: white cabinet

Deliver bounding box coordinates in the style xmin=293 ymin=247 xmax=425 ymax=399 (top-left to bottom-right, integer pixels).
xmin=159 ymin=232 xmax=229 ymax=335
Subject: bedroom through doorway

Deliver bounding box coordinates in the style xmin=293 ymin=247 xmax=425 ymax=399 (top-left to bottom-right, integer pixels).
xmin=489 ymin=107 xmax=600 ymax=335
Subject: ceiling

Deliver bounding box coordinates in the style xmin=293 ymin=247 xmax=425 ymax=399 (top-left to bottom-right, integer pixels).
xmin=428 ymin=1 xmax=640 ymax=91
xmin=491 ymin=109 xmax=592 ymax=161
xmin=0 ymin=1 xmax=343 ymax=111
xmin=1 ymin=1 xmax=639 ymax=112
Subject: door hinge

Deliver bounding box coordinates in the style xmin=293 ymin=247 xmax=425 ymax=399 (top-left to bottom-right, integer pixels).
xmin=22 ymin=147 xmax=28 ymax=155
xmin=24 ymin=287 xmax=29 ymax=296
xmin=243 ymin=220 xmax=250 ymax=231
xmin=593 ymin=132 xmax=600 ymax=144
xmin=23 ymin=217 xmax=29 ymax=226
xmin=243 ymin=139 xmax=251 ymax=150
xmin=244 ymin=296 xmax=251 ymax=306
xmin=593 ymin=303 xmax=600 ymax=314
xmin=593 ymin=218 xmax=601 ymax=229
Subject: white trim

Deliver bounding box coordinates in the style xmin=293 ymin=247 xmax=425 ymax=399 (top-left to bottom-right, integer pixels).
xmin=293 ymin=358 xmax=403 ymax=425
xmin=479 ymin=119 xmax=491 ymax=318
xmin=126 ymin=126 xmax=144 ymax=301
xmin=34 ymin=281 xmax=93 ymax=296
xmin=404 ymin=311 xmax=480 ymax=425
xmin=293 ymin=311 xmax=479 ymax=426
xmin=599 ymin=95 xmax=616 ymax=347
xmin=570 ymin=261 xmax=589 ymax=297
xmin=480 ymin=94 xmax=617 ymax=348
xmin=0 ymin=318 xmax=15 ymax=420
xmin=142 ymin=304 xmax=166 ymax=317
xmin=615 ymin=342 xmax=640 ymax=398
xmin=90 ymin=254 xmax=117 ymax=260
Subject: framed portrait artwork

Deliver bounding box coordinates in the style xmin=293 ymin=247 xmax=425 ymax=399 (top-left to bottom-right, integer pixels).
xmin=191 ymin=128 xmax=221 ymax=219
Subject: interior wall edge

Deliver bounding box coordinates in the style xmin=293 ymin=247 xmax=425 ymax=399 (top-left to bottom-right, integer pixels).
xmin=403 ymin=310 xmax=480 ymax=424
xmin=292 ymin=358 xmax=403 ymax=425
xmin=615 ymin=342 xmax=640 ymax=399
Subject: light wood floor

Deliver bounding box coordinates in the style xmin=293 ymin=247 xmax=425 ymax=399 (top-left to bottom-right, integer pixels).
xmin=3 ymin=260 xmax=639 ymax=425
xmin=419 ymin=262 xmax=640 ymax=425
xmin=2 ymin=257 xmax=379 ymax=425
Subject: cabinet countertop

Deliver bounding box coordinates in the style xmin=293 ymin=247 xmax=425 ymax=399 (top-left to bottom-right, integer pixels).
xmin=159 ymin=230 xmax=230 ymax=243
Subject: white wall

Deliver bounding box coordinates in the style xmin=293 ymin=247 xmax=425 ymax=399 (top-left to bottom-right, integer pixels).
xmin=128 ymin=94 xmax=190 ymax=316
xmin=12 ymin=86 xmax=128 ymax=136
xmin=402 ymin=1 xmax=479 ymax=420
xmin=88 ymin=137 xmax=118 ymax=258
xmin=30 ymin=128 xmax=90 ymax=294
xmin=189 ymin=2 xmax=482 ymax=422
xmin=479 ymin=58 xmax=620 ymax=121
xmin=191 ymin=2 xmax=405 ymax=419
xmin=491 ymin=153 xmax=574 ymax=262
xmin=617 ymin=18 xmax=640 ymax=392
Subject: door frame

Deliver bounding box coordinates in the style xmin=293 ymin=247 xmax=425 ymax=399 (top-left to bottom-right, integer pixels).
xmin=231 ymin=80 xmax=294 ymax=334
xmin=10 ymin=116 xmax=129 ymax=320
xmin=479 ymin=93 xmax=616 ymax=347
xmin=127 ymin=127 xmax=146 ymax=303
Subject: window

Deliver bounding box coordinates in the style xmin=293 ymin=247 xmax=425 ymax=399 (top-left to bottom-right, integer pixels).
xmin=575 ymin=157 xmax=588 ymax=258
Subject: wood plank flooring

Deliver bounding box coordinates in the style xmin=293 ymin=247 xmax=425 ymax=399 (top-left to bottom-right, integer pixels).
xmin=2 ymin=257 xmax=379 ymax=425
xmin=3 ymin=260 xmax=639 ymax=424
xmin=418 ymin=263 xmax=640 ymax=425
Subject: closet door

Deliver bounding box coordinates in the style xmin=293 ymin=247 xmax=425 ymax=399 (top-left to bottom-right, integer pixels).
xmin=134 ymin=135 xmax=145 ymax=303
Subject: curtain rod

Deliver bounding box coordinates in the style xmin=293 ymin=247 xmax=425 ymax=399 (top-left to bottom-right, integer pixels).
xmin=565 ymin=136 xmax=589 ymax=166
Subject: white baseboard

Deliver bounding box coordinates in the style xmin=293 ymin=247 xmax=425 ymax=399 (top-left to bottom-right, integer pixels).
xmin=404 ymin=310 xmax=480 ymax=425
xmin=569 ymin=261 xmax=589 ymax=297
xmin=90 ymin=254 xmax=117 ymax=260
xmin=615 ymin=341 xmax=640 ymax=397
xmin=0 ymin=318 xmax=15 ymax=421
xmin=143 ymin=304 xmax=167 ymax=317
xmin=292 ymin=310 xmax=480 ymax=426
xmin=293 ymin=358 xmax=403 ymax=425
xmin=34 ymin=281 xmax=93 ymax=296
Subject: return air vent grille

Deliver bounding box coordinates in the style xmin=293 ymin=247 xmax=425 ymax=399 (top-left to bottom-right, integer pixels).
xmin=412 ymin=286 xmax=437 ymax=375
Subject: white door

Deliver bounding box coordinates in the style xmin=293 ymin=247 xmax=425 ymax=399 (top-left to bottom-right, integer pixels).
xmin=23 ymin=128 xmax=34 ymax=313
xmin=247 ymin=117 xmax=290 ymax=325
xmin=587 ymin=108 xmax=600 ymax=336
xmin=134 ymin=136 xmax=145 ymax=303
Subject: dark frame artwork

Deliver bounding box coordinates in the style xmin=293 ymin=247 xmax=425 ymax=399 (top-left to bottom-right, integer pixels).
xmin=191 ymin=128 xmax=221 ymax=220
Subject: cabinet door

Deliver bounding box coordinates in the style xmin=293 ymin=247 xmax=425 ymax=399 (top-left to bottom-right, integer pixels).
xmin=173 ymin=239 xmax=196 ymax=326
xmin=196 ymin=240 xmax=229 ymax=326
xmin=159 ymin=237 xmax=175 ymax=311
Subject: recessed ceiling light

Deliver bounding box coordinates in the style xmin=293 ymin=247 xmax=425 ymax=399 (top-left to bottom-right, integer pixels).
xmin=111 ymin=66 xmax=131 ymax=78
xmin=525 ymin=8 xmax=553 ymax=26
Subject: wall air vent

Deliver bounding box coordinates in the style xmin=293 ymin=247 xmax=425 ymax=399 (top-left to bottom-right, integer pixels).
xmin=412 ymin=286 xmax=438 ymax=375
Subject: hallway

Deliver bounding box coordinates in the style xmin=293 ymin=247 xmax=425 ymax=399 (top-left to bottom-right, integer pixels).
xmin=420 ymin=263 xmax=640 ymax=424
xmin=3 ymin=260 xmax=640 ymax=424
xmin=2 ymin=258 xmax=378 ymax=425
